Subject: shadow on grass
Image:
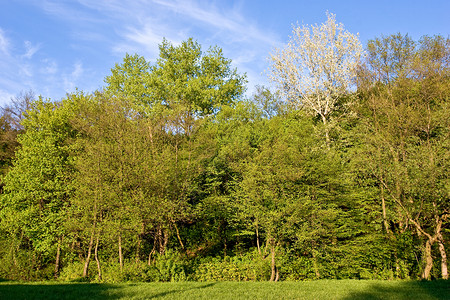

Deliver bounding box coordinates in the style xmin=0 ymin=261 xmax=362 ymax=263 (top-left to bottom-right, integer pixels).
xmin=148 ymin=282 xmax=216 ymax=299
xmin=342 ymin=280 xmax=450 ymax=300
xmin=0 ymin=282 xmax=124 ymax=300
xmin=0 ymin=281 xmax=217 ymax=300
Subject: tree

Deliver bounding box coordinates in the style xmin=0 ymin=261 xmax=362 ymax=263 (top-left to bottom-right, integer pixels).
xmin=358 ymin=33 xmax=416 ymax=87
xmin=0 ymin=90 xmax=35 ymax=176
xmin=104 ymin=54 xmax=152 ymax=107
xmin=252 ymin=85 xmax=284 ymax=119
xmin=102 ymin=39 xmax=247 ymax=261
xmin=0 ymin=96 xmax=78 ymax=279
xmin=357 ymin=34 xmax=450 ymax=279
xmin=269 ymin=12 xmax=363 ymax=146
xmin=150 ymin=38 xmax=246 ymax=117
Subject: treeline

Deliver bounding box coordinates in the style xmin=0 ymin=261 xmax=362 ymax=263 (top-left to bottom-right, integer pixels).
xmin=0 ymin=26 xmax=448 ymax=281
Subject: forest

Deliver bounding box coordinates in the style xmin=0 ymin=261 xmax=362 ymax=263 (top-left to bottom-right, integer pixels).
xmin=0 ymin=14 xmax=448 ymax=282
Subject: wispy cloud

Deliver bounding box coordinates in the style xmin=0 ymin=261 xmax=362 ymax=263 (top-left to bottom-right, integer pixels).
xmin=151 ymin=0 xmax=277 ymax=45
xmin=0 ymin=89 xmax=15 ymax=105
xmin=1 ymin=0 xmax=280 ymax=105
xmin=63 ymin=61 xmax=84 ymax=92
xmin=23 ymin=41 xmax=41 ymax=59
xmin=41 ymin=59 xmax=58 ymax=75
xmin=61 ymin=0 xmax=280 ymax=60
xmin=98 ymin=0 xmax=280 ymax=93
xmin=0 ymin=28 xmax=10 ymax=55
xmin=72 ymin=62 xmax=83 ymax=79
xmin=41 ymin=0 xmax=103 ymax=24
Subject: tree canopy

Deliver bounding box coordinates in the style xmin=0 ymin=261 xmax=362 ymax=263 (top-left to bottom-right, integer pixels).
xmin=0 ymin=31 xmax=448 ymax=282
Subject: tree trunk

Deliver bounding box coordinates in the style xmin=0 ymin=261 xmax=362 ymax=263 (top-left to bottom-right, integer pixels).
xmin=148 ymin=244 xmax=156 ymax=266
xmin=256 ymin=220 xmax=261 ymax=256
xmin=394 ymin=252 xmax=401 ymax=279
xmin=162 ymin=228 xmax=169 ymax=255
xmin=83 ymin=231 xmax=95 ymax=278
xmin=437 ymin=233 xmax=448 ymax=279
xmin=173 ymin=221 xmax=184 ymax=250
xmin=381 ymin=186 xmax=390 ymax=234
xmin=94 ymin=235 xmax=102 ymax=281
xmin=148 ymin=229 xmax=158 ymax=265
xmin=54 ymin=239 xmax=61 ymax=279
xmin=223 ymin=236 xmax=227 ymax=258
xmin=157 ymin=226 xmax=163 ymax=254
xmin=422 ymin=239 xmax=433 ymax=280
xmin=269 ymin=241 xmax=276 ymax=282
xmin=118 ymin=234 xmax=123 ymax=272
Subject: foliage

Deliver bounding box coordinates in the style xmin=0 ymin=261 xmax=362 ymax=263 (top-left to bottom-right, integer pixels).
xmin=194 ymin=251 xmax=271 ymax=281
xmin=357 ymin=33 xmax=450 ymax=280
xmin=0 ymin=33 xmax=448 ymax=283
xmin=269 ymin=12 xmax=363 ymax=146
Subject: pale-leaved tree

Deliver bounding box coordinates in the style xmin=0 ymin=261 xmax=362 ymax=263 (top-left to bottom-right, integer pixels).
xmin=269 ymin=12 xmax=363 ymax=146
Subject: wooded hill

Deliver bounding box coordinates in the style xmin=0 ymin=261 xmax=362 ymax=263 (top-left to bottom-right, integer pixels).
xmin=0 ymin=17 xmax=448 ymax=282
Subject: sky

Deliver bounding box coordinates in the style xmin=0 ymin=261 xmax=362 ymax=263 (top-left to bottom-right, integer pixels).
xmin=0 ymin=0 xmax=449 ymax=106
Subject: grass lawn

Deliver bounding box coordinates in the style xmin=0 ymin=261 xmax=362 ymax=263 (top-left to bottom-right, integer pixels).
xmin=0 ymin=280 xmax=448 ymax=300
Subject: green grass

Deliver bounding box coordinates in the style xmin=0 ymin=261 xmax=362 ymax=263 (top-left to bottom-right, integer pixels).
xmin=0 ymin=280 xmax=448 ymax=300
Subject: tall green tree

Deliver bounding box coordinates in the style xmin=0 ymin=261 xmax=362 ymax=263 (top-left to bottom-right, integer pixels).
xmin=0 ymin=95 xmax=79 ymax=279
xmin=357 ymin=34 xmax=450 ymax=279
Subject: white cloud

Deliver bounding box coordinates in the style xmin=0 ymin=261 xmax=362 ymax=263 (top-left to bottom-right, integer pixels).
xmin=72 ymin=62 xmax=83 ymax=79
xmin=0 ymin=88 xmax=15 ymax=105
xmin=67 ymin=0 xmax=280 ymax=61
xmin=23 ymin=41 xmax=41 ymax=59
xmin=151 ymin=0 xmax=277 ymax=45
xmin=101 ymin=0 xmax=280 ymax=93
xmin=42 ymin=0 xmax=102 ymax=24
xmin=0 ymin=28 xmax=10 ymax=55
xmin=41 ymin=59 xmax=58 ymax=75
xmin=20 ymin=64 xmax=33 ymax=77
xmin=64 ymin=61 xmax=84 ymax=92
xmin=0 ymin=0 xmax=280 ymax=104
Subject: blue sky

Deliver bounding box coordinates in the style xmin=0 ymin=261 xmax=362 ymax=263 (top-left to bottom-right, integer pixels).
xmin=0 ymin=0 xmax=449 ymax=105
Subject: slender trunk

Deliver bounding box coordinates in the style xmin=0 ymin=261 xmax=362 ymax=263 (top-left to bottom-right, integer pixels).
xmin=94 ymin=235 xmax=102 ymax=281
xmin=256 ymin=220 xmax=261 ymax=256
xmin=83 ymin=231 xmax=95 ymax=278
xmin=422 ymin=239 xmax=433 ymax=280
xmin=381 ymin=186 xmax=390 ymax=234
xmin=11 ymin=242 xmax=18 ymax=268
xmin=158 ymin=226 xmax=163 ymax=254
xmin=162 ymin=228 xmax=169 ymax=255
xmin=148 ymin=244 xmax=156 ymax=266
xmin=136 ymin=222 xmax=145 ymax=264
xmin=395 ymin=252 xmax=401 ymax=279
xmin=223 ymin=236 xmax=227 ymax=258
xmin=269 ymin=241 xmax=276 ymax=282
xmin=118 ymin=234 xmax=123 ymax=272
xmin=437 ymin=233 xmax=448 ymax=279
xmin=54 ymin=240 xmax=61 ymax=279
xmin=173 ymin=221 xmax=184 ymax=249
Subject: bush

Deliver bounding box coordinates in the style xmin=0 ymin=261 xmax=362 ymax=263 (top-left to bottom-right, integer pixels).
xmin=193 ymin=250 xmax=271 ymax=281
xmin=61 ymin=250 xmax=189 ymax=283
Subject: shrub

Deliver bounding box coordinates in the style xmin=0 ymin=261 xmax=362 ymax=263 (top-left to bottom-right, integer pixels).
xmin=194 ymin=250 xmax=271 ymax=281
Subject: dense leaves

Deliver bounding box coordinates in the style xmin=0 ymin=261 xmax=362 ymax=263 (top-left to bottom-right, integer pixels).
xmin=0 ymin=34 xmax=448 ymax=282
